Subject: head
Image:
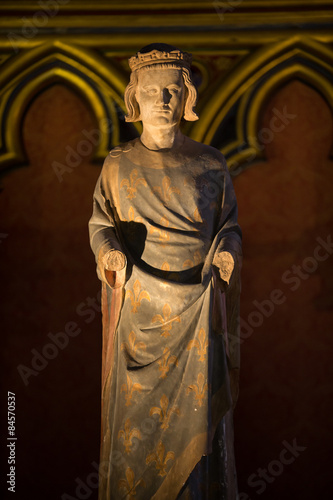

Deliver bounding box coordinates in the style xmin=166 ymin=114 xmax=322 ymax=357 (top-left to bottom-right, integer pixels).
xmin=124 ymin=44 xmax=198 ymax=123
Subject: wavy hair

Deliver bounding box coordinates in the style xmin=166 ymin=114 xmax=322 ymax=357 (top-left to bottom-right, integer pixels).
xmin=124 ymin=63 xmax=198 ymax=122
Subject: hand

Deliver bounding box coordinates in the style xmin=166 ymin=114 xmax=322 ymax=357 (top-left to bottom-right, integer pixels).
xmin=102 ymin=250 xmax=126 ymax=272
xmin=212 ymin=251 xmax=234 ymax=285
xmin=100 ymin=250 xmax=127 ymax=289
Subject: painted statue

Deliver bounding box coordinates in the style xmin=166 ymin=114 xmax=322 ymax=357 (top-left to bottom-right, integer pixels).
xmin=89 ymin=43 xmax=242 ymax=499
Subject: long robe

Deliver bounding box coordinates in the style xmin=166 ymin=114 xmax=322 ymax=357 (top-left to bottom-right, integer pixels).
xmin=89 ymin=136 xmax=242 ymax=499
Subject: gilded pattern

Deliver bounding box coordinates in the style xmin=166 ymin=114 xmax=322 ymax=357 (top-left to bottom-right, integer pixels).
xmin=187 ymin=328 xmax=209 ymax=362
xmin=120 ymin=169 xmax=147 ymax=200
xmin=161 ymin=261 xmax=170 ymax=271
xmin=149 ymin=394 xmax=180 ymax=430
xmin=157 ymin=347 xmax=179 ymax=379
xmin=127 ymin=206 xmax=143 ymax=223
xmin=118 ymin=467 xmax=146 ymax=497
xmin=183 ymin=250 xmax=202 ymax=269
xmin=121 ymin=330 xmax=147 ymax=358
xmin=125 ymin=280 xmax=151 ymax=313
xmin=186 ymin=373 xmax=208 ymax=407
xmin=118 ymin=418 xmax=142 ymax=454
xmin=149 ymin=217 xmax=170 ymax=246
xmin=146 ymin=441 xmax=175 ymax=477
xmin=121 ymin=373 xmax=142 ymax=406
xmin=153 ymin=176 xmax=181 ymax=202
xmin=151 ymin=303 xmax=181 ymax=337
xmin=193 ymin=207 xmax=203 ymax=223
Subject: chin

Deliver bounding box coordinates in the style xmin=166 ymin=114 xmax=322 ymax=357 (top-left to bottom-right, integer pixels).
xmin=151 ymin=116 xmax=174 ymax=126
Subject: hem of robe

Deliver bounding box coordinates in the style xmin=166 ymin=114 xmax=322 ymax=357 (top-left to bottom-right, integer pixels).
xmin=151 ymin=383 xmax=232 ymax=500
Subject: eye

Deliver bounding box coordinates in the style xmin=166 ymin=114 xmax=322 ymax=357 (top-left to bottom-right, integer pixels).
xmin=168 ymin=87 xmax=180 ymax=94
xmin=144 ymin=88 xmax=158 ymax=96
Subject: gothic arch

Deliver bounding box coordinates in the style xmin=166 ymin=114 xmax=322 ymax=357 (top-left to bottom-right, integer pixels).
xmin=0 ymin=41 xmax=133 ymax=172
xmin=190 ymin=36 xmax=333 ymax=173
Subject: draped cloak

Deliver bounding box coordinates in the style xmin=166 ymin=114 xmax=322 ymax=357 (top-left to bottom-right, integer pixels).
xmin=88 ymin=136 xmax=242 ymax=500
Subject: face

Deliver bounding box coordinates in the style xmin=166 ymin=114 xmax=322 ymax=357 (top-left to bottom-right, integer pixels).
xmin=135 ymin=67 xmax=185 ymax=127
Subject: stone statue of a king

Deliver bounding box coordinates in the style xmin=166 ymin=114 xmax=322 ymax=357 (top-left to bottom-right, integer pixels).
xmin=89 ymin=43 xmax=242 ymax=499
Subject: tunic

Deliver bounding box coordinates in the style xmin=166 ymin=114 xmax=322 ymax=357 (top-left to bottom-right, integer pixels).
xmin=88 ymin=135 xmax=242 ymax=499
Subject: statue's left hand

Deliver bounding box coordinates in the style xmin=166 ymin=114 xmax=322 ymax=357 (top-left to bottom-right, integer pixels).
xmin=212 ymin=251 xmax=235 ymax=286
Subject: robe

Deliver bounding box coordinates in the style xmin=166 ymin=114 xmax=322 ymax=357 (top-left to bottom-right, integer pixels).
xmin=88 ymin=135 xmax=242 ymax=499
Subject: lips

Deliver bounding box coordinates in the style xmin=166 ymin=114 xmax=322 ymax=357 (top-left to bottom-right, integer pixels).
xmin=153 ymin=108 xmax=171 ymax=113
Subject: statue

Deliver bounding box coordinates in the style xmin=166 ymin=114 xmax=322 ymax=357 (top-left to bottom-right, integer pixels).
xmin=89 ymin=43 xmax=242 ymax=499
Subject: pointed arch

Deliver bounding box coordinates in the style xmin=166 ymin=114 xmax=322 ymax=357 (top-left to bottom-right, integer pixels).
xmin=0 ymin=41 xmax=136 ymax=172
xmin=190 ymin=36 xmax=333 ymax=173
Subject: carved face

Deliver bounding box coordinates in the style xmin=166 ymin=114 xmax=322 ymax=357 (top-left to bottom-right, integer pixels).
xmin=135 ymin=67 xmax=185 ymax=127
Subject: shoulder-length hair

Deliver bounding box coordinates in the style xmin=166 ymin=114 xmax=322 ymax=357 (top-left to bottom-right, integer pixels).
xmin=124 ymin=63 xmax=199 ymax=122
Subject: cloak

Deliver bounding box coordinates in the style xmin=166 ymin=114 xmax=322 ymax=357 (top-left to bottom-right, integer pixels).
xmin=89 ymin=136 xmax=242 ymax=499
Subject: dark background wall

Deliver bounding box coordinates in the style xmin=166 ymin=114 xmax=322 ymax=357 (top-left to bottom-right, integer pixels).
xmin=0 ymin=1 xmax=332 ymax=499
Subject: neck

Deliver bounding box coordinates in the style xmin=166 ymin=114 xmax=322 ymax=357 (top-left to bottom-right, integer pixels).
xmin=140 ymin=124 xmax=183 ymax=150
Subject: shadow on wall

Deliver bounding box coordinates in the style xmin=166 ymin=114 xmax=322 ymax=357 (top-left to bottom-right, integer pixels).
xmin=0 ymin=83 xmax=105 ymax=499
xmin=233 ymin=79 xmax=333 ymax=500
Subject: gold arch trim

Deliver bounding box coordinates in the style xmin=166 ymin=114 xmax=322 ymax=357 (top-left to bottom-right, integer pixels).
xmin=0 ymin=36 xmax=332 ymax=174
xmin=189 ymin=36 xmax=333 ymax=172
xmin=0 ymin=41 xmax=135 ymax=169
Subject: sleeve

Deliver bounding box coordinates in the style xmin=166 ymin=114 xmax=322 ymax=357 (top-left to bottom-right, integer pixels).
xmin=213 ymin=155 xmax=242 ymax=370
xmin=88 ymin=162 xmax=126 ymax=288
xmin=214 ymin=156 xmax=242 ymax=259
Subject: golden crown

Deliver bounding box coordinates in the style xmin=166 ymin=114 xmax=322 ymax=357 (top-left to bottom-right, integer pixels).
xmin=128 ymin=49 xmax=192 ymax=72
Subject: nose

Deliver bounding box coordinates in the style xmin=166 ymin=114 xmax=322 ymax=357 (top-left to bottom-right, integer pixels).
xmin=156 ymin=88 xmax=171 ymax=105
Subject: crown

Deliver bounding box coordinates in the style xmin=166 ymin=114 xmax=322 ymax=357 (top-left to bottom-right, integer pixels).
xmin=128 ymin=49 xmax=192 ymax=72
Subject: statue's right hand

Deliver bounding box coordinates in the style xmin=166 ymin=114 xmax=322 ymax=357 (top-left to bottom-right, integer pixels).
xmin=99 ymin=250 xmax=127 ymax=289
xmin=102 ymin=250 xmax=126 ymax=272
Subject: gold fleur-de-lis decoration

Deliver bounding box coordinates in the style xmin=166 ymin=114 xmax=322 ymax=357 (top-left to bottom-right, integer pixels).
xmin=152 ymin=303 xmax=181 ymax=337
xmin=146 ymin=441 xmax=175 ymax=477
xmin=157 ymin=347 xmax=178 ymax=379
xmin=186 ymin=372 xmax=208 ymax=407
xmin=121 ymin=331 xmax=146 ymax=358
xmin=125 ymin=280 xmax=151 ymax=313
xmin=150 ymin=217 xmax=170 ymax=247
xmin=118 ymin=467 xmax=146 ymax=497
xmin=149 ymin=394 xmax=180 ymax=430
xmin=121 ymin=373 xmax=142 ymax=406
xmin=118 ymin=418 xmax=142 ymax=454
xmin=153 ymin=176 xmax=180 ymax=203
xmin=183 ymin=250 xmax=202 ymax=269
xmin=128 ymin=206 xmax=143 ymax=223
xmin=193 ymin=208 xmax=203 ymax=223
xmin=161 ymin=261 xmax=170 ymax=272
xmin=120 ymin=168 xmax=147 ymax=200
xmin=183 ymin=175 xmax=192 ymax=187
xmin=187 ymin=328 xmax=209 ymax=362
